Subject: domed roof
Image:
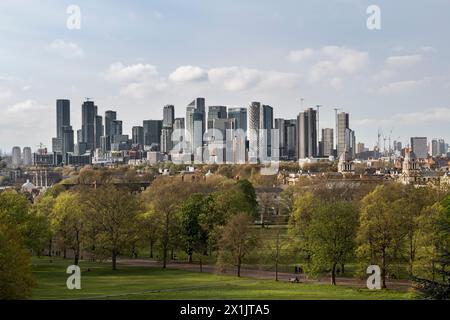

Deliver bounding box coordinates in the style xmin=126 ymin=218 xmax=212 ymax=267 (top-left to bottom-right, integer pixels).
xmin=21 ymin=179 xmax=35 ymax=191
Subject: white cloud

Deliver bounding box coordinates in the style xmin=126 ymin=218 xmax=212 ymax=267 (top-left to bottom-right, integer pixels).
xmin=0 ymin=88 xmax=12 ymax=101
xmin=386 ymin=55 xmax=422 ymax=67
xmin=288 ymin=48 xmax=314 ymax=63
xmin=169 ymin=66 xmax=208 ymax=82
xmin=356 ymin=107 xmax=450 ymax=126
xmin=6 ymin=99 xmax=51 ymax=113
xmin=104 ymin=62 xmax=159 ymax=83
xmin=48 ymin=39 xmax=85 ymax=59
xmin=208 ymin=67 xmax=299 ymax=91
xmin=104 ymin=62 xmax=167 ymax=98
xmin=419 ymin=46 xmax=437 ymax=53
xmin=378 ymin=80 xmax=422 ymax=94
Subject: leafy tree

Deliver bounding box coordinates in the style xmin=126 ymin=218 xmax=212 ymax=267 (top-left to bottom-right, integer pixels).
xmin=85 ymin=186 xmax=142 ymax=270
xmin=0 ymin=190 xmax=30 ymax=231
xmin=138 ymin=209 xmax=162 ymax=259
xmin=308 ymin=200 xmax=359 ymax=285
xmin=217 ymin=213 xmax=258 ymax=277
xmin=357 ymin=184 xmax=408 ymax=288
xmin=414 ymin=195 xmax=450 ymax=299
xmin=51 ymin=192 xmax=85 ymax=265
xmin=0 ymin=224 xmax=35 ymax=300
xmin=288 ymin=192 xmax=319 ymax=271
xmin=236 ymin=179 xmax=258 ymax=218
xmin=178 ymin=194 xmax=208 ymax=263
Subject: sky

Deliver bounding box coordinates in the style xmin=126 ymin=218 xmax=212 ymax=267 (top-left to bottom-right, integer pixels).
xmin=1 ymin=0 xmax=450 ymax=153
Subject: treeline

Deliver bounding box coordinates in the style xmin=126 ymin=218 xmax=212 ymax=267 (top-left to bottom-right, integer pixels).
xmin=0 ymin=175 xmax=259 ymax=299
xmin=288 ymin=183 xmax=450 ymax=297
xmin=1 ymin=173 xmax=449 ymax=300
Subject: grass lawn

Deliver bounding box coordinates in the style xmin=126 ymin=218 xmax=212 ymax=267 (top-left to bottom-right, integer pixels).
xmin=31 ymin=258 xmax=414 ymax=300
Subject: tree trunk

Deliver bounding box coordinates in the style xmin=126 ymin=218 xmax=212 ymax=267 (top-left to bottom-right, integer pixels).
xmin=63 ymin=247 xmax=67 ymax=259
xmin=331 ymin=263 xmax=337 ymax=285
xmin=48 ymin=238 xmax=52 ymax=257
xmin=112 ymin=249 xmax=117 ymax=271
xmin=149 ymin=239 xmax=154 ymax=259
xmin=200 ymin=258 xmax=203 ymax=273
xmin=237 ymin=257 xmax=242 ymax=277
xmin=188 ymin=253 xmax=193 ymax=263
xmin=381 ymin=248 xmax=387 ymax=289
xmin=162 ymin=244 xmax=167 ymax=269
xmin=341 ymin=263 xmax=345 ymax=275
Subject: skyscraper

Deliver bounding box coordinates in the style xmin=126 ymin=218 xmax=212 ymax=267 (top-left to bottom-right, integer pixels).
xmin=132 ymin=126 xmax=144 ymax=146
xmin=81 ymin=100 xmax=96 ymax=151
xmin=247 ymin=102 xmax=261 ymax=162
xmin=228 ymin=107 xmax=247 ymax=131
xmin=186 ymin=98 xmax=206 ymax=156
xmin=94 ymin=115 xmax=103 ymax=149
xmin=105 ymin=110 xmax=117 ymax=137
xmin=112 ymin=120 xmax=123 ymax=136
xmin=285 ymin=119 xmax=297 ymax=160
xmin=163 ymin=105 xmax=175 ymax=128
xmin=336 ymin=112 xmax=355 ymax=158
xmin=411 ymin=137 xmax=428 ymax=159
xmin=12 ymin=146 xmax=21 ymax=167
xmin=143 ymin=120 xmax=163 ymax=149
xmin=56 ymin=99 xmax=70 ymax=139
xmin=297 ymin=107 xmax=317 ymax=159
xmin=321 ymin=128 xmax=334 ymax=157
xmin=23 ymin=147 xmax=32 ymax=166
xmin=208 ymin=106 xmax=227 ymax=129
xmin=275 ymin=119 xmax=286 ymax=159
xmin=260 ymin=105 xmax=274 ymax=158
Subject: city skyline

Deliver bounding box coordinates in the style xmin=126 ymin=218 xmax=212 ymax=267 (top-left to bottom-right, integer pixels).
xmin=1 ymin=1 xmax=450 ymax=151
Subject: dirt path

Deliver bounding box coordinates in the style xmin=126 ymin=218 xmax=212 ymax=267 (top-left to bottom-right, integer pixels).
xmin=117 ymin=258 xmax=412 ymax=291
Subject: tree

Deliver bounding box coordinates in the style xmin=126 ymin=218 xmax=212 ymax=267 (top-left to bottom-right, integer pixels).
xmin=51 ymin=191 xmax=85 ymax=265
xmin=142 ymin=177 xmax=197 ymax=268
xmin=85 ymin=186 xmax=142 ymax=270
xmin=217 ymin=213 xmax=258 ymax=277
xmin=258 ymin=192 xmax=273 ymax=228
xmin=0 ymin=224 xmax=35 ymax=299
xmin=288 ymin=192 xmax=319 ymax=272
xmin=308 ymin=200 xmax=359 ymax=285
xmin=178 ymin=194 xmax=208 ymax=263
xmin=357 ymin=184 xmax=408 ymax=288
xmin=414 ymin=195 xmax=450 ymax=299
xmin=138 ymin=209 xmax=162 ymax=259
xmin=236 ymin=179 xmax=258 ymax=218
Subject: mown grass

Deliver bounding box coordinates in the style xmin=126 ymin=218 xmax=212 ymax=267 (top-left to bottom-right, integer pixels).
xmin=31 ymin=258 xmax=414 ymax=300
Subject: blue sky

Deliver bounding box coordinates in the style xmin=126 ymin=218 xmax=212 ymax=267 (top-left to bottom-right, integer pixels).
xmin=1 ymin=0 xmax=450 ymax=152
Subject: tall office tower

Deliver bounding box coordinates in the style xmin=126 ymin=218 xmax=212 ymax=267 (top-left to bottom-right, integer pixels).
xmin=186 ymin=98 xmax=206 ymax=155
xmin=56 ymin=99 xmax=71 ymax=139
xmin=53 ymin=99 xmax=71 ymax=153
xmin=62 ymin=126 xmax=74 ymax=157
xmin=247 ymin=102 xmax=261 ymax=161
xmin=143 ymin=120 xmax=163 ymax=149
xmin=345 ymin=128 xmax=356 ymax=158
xmin=94 ymin=115 xmax=103 ymax=149
xmin=12 ymin=146 xmax=21 ymax=167
xmin=174 ymin=118 xmax=185 ymax=130
xmin=160 ymin=128 xmax=173 ymax=153
xmin=275 ymin=119 xmax=286 ymax=159
xmin=337 ymin=112 xmax=351 ymax=157
xmin=228 ymin=107 xmax=247 ymax=131
xmin=208 ymin=106 xmax=227 ymax=129
xmin=393 ymin=140 xmax=403 ymax=152
xmin=163 ymin=105 xmax=175 ymax=128
xmin=132 ymin=126 xmax=144 ymax=146
xmin=356 ymin=142 xmax=365 ymax=155
xmin=285 ymin=119 xmax=297 ymax=160
xmin=438 ymin=139 xmax=446 ymax=156
xmin=260 ymin=105 xmax=274 ymax=158
xmin=431 ymin=139 xmax=439 ymax=157
xmin=297 ymin=107 xmax=317 ymax=159
xmin=112 ymin=120 xmax=123 ymax=136
xmin=105 ymin=110 xmax=117 ymax=137
xmin=100 ymin=136 xmax=110 ymax=153
xmin=23 ymin=147 xmax=32 ymax=166
xmin=81 ymin=100 xmax=96 ymax=151
xmin=77 ymin=129 xmax=83 ymax=144
xmin=321 ymin=128 xmax=334 ymax=157
xmin=411 ymin=137 xmax=428 ymax=159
